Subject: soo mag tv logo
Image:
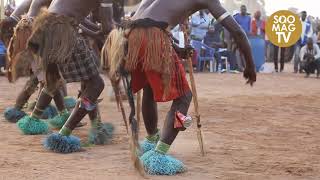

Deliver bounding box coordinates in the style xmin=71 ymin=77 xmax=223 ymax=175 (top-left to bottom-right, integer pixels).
xmin=266 ymin=10 xmax=302 ymax=47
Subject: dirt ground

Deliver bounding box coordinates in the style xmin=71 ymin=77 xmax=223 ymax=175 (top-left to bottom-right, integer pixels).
xmin=1 ymin=64 xmax=320 ymax=180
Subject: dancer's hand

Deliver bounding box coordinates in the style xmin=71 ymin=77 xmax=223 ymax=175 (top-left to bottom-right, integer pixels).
xmin=243 ymin=65 xmax=256 ymax=86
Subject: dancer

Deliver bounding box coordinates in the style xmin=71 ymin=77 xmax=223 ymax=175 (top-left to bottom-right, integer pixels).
xmin=1 ymin=0 xmax=76 ymax=128
xmin=26 ymin=0 xmax=126 ymax=153
xmin=105 ymin=0 xmax=256 ymax=175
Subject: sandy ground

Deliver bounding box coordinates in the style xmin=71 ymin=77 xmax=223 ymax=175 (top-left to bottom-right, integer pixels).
xmin=1 ymin=64 xmax=320 ymax=180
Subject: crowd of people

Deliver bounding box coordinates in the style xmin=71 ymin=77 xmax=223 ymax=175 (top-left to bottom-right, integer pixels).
xmin=171 ymin=5 xmax=320 ymax=77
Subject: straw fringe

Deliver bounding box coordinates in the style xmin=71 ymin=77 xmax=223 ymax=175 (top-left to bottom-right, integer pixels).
xmin=103 ymin=28 xmax=127 ymax=80
xmin=28 ymin=9 xmax=77 ymax=71
xmin=104 ymin=27 xmax=174 ymax=96
xmin=28 ymin=9 xmax=77 ymax=92
xmin=7 ymin=16 xmax=33 ymax=81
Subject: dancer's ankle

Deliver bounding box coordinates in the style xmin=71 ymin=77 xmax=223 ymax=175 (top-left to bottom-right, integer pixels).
xmin=155 ymin=141 xmax=170 ymax=154
xmin=31 ymin=106 xmax=44 ymax=119
xmin=146 ymin=129 xmax=160 ymax=143
xmin=59 ymin=126 xmax=72 ymax=136
xmin=59 ymin=109 xmax=69 ymax=116
xmin=14 ymin=104 xmax=23 ymax=110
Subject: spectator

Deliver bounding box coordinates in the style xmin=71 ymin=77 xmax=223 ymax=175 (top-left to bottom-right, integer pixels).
xmin=190 ymin=10 xmax=211 ymax=41
xmin=171 ymin=24 xmax=185 ymax=48
xmin=300 ymin=38 xmax=320 ymax=77
xmin=251 ymin=10 xmax=265 ymax=38
xmin=273 ymin=45 xmax=285 ymax=73
xmin=294 ymin=11 xmax=313 ymax=73
xmin=234 ymin=5 xmax=251 ymax=35
xmin=203 ymin=23 xmax=237 ymax=71
xmin=316 ymin=25 xmax=320 ymax=47
xmin=0 ymin=40 xmax=6 ymax=76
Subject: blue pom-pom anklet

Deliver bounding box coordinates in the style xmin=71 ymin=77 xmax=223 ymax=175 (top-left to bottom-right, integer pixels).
xmin=88 ymin=122 xmax=114 ymax=145
xmin=43 ymin=132 xmax=81 ymax=153
xmin=140 ymin=148 xmax=186 ymax=175
xmin=48 ymin=110 xmax=70 ymax=129
xmin=139 ymin=130 xmax=160 ymax=155
xmin=3 ymin=107 xmax=26 ymax=123
xmin=17 ymin=115 xmax=49 ymax=135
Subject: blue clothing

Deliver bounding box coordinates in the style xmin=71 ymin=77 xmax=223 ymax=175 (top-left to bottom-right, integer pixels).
xmin=234 ymin=14 xmax=251 ymax=34
xmin=190 ymin=12 xmax=211 ymax=40
xmin=299 ymin=20 xmax=312 ymax=46
xmin=0 ymin=41 xmax=6 ymax=55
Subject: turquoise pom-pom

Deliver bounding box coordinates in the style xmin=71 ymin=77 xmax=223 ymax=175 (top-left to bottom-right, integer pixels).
xmin=140 ymin=150 xmax=186 ymax=175
xmin=88 ymin=123 xmax=114 ymax=145
xmin=41 ymin=105 xmax=58 ymax=119
xmin=43 ymin=133 xmax=81 ymax=153
xmin=48 ymin=111 xmax=70 ymax=129
xmin=17 ymin=116 xmax=49 ymax=135
xmin=3 ymin=107 xmax=26 ymax=123
xmin=64 ymin=96 xmax=77 ymax=109
xmin=139 ymin=140 xmax=156 ymax=156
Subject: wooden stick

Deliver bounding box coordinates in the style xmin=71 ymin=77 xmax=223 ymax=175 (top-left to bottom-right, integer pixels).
xmin=182 ymin=23 xmax=205 ymax=156
xmin=113 ymin=83 xmax=129 ymax=134
xmin=136 ymin=90 xmax=142 ymax=133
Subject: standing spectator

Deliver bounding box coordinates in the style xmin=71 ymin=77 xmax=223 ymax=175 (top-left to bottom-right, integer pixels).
xmin=294 ymin=11 xmax=313 ymax=73
xmin=190 ymin=10 xmax=211 ymax=41
xmin=300 ymin=38 xmax=320 ymax=77
xmin=273 ymin=45 xmax=285 ymax=73
xmin=234 ymin=5 xmax=251 ymax=35
xmin=251 ymin=10 xmax=265 ymax=38
xmin=316 ymin=25 xmax=320 ymax=47
xmin=233 ymin=5 xmax=251 ymax=71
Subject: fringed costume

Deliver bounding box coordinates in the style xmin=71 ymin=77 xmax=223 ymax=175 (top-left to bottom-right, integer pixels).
xmin=3 ymin=17 xmax=62 ymax=124
xmin=105 ymin=18 xmax=190 ymax=102
xmin=28 ymin=11 xmax=113 ymax=153
xmin=104 ymin=18 xmax=193 ymax=175
xmin=3 ymin=15 xmax=77 ymax=134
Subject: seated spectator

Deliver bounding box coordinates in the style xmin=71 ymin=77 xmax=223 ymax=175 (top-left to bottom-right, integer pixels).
xmin=203 ymin=24 xmax=237 ymax=71
xmin=0 ymin=40 xmax=6 ymax=76
xmin=251 ymin=10 xmax=265 ymax=38
xmin=294 ymin=11 xmax=313 ymax=73
xmin=300 ymin=38 xmax=320 ymax=77
xmin=190 ymin=10 xmax=211 ymax=41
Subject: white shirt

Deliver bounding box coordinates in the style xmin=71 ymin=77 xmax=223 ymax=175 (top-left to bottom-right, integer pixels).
xmin=300 ymin=44 xmax=320 ymax=60
xmin=171 ymin=25 xmax=185 ymax=48
xmin=190 ymin=12 xmax=211 ymax=40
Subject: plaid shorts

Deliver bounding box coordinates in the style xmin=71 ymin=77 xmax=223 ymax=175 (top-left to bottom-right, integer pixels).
xmin=58 ymin=35 xmax=99 ymax=83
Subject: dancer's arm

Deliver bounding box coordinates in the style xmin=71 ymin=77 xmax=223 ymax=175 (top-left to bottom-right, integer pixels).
xmin=11 ymin=0 xmax=33 ymax=22
xmin=27 ymin=0 xmax=52 ymax=18
xmin=98 ymin=0 xmax=114 ymax=35
xmin=206 ymin=0 xmax=256 ymax=85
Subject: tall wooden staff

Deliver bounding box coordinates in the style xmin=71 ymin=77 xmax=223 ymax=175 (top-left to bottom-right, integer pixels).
xmin=112 ymin=81 xmax=129 ymax=134
xmin=181 ymin=21 xmax=205 ymax=156
xmin=136 ymin=91 xmax=141 ymax=133
xmin=0 ymin=0 xmax=4 ymax=20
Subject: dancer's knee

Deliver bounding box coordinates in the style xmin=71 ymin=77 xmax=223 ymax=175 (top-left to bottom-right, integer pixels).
xmin=91 ymin=75 xmax=105 ymax=94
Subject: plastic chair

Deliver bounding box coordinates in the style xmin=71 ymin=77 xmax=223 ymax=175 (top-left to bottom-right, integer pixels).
xmin=191 ymin=40 xmax=215 ymax=72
